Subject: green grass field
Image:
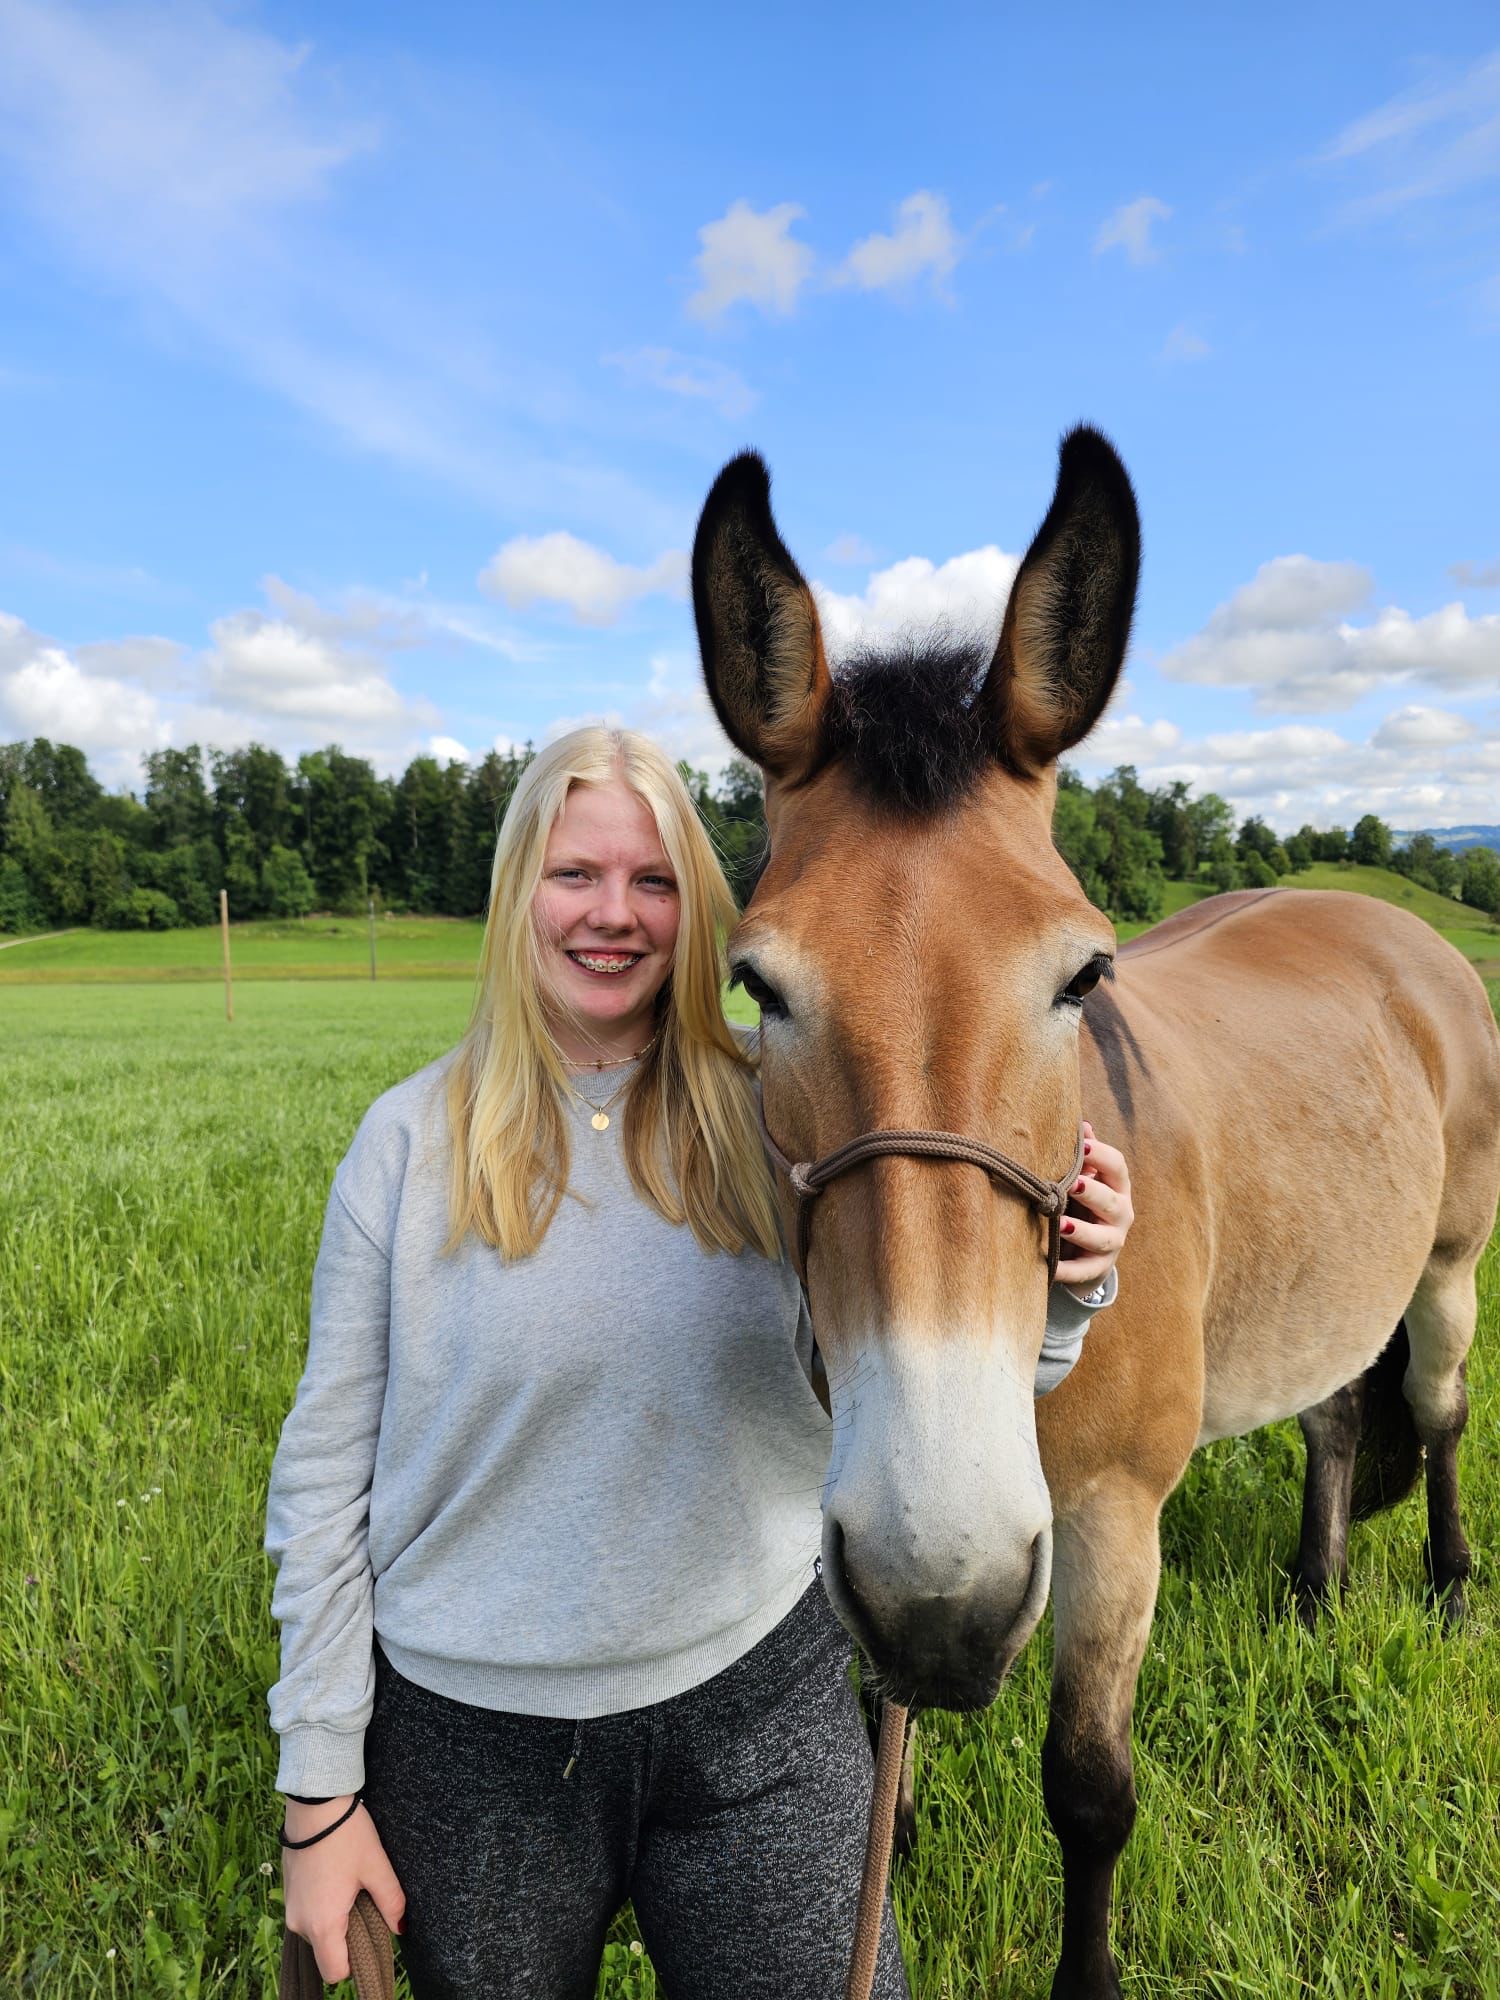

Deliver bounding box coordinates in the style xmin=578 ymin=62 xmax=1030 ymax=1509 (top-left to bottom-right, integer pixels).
xmin=3 ymin=894 xmax=1498 ymax=1995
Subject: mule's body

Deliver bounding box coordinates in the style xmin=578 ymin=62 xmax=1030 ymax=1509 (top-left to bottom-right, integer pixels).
xmin=1034 ymin=884 xmax=1498 ymax=1991
xmin=689 ymin=429 xmax=1500 ymax=1994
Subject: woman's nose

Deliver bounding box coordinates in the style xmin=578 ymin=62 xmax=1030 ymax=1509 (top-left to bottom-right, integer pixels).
xmin=589 ymin=874 xmax=635 ymax=929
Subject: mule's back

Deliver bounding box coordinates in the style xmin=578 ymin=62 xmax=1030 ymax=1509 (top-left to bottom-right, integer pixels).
xmin=1077 ymin=887 xmax=1499 ymax=1445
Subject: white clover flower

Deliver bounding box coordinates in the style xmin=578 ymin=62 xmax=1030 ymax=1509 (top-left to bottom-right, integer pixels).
xmin=260 ymin=1860 xmax=274 ymax=1876
xmin=116 ymin=1499 xmax=127 ymax=1508
xmin=1011 ymin=1736 xmax=1024 ymax=1750
xmin=106 ymin=1948 xmax=116 ymax=1960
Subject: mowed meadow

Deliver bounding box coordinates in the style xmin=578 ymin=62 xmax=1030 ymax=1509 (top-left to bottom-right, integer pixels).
xmin=4 ymin=882 xmax=1499 ymax=1996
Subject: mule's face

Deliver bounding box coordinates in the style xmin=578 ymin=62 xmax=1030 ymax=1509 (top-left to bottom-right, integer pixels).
xmin=737 ymin=763 xmax=1115 ymax=1704
xmin=694 ymin=427 xmax=1139 ymax=1708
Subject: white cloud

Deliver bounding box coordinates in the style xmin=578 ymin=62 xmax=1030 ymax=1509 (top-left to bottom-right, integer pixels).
xmin=1 ymin=642 xmax=168 ymax=757
xmin=1451 ymin=556 xmax=1500 ymax=588
xmin=1371 ymin=705 xmax=1478 ymax=748
xmin=205 ymin=611 xmax=437 ymax=728
xmin=429 ymin=735 xmax=471 ymax=765
xmin=1094 ymin=196 xmax=1172 ymax=265
xmin=604 ymin=347 xmax=754 ymax=419
xmin=1162 ymin=323 xmax=1210 ymax=362
xmin=1156 ymin=556 xmax=1500 ymax=711
xmin=1072 ymin=703 xmax=1500 ymax=833
xmin=72 ymin=635 xmax=186 ymax=687
xmin=687 ymin=200 xmax=814 ymax=322
xmin=814 ymin=547 xmax=1021 ymax=655
xmin=1086 ymin=713 xmax=1184 ymax=761
xmin=479 ymin=533 xmax=687 ymax=626
xmin=836 ymin=191 xmax=960 ymax=295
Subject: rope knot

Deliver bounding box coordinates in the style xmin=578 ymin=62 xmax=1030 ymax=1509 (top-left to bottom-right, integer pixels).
xmin=790 ymin=1163 xmax=819 ymax=1200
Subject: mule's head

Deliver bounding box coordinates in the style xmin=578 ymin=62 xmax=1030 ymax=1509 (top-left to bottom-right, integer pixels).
xmin=693 ymin=428 xmax=1139 ymax=1708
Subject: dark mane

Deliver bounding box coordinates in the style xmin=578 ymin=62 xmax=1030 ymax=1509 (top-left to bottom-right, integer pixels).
xmin=820 ymin=631 xmax=996 ymax=812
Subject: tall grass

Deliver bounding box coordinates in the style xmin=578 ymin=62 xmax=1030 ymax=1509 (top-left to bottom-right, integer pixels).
xmin=3 ymin=984 xmax=1495 ymax=1996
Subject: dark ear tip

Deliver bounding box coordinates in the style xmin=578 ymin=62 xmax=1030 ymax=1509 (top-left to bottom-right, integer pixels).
xmin=1057 ymin=423 xmax=1131 ymax=489
xmin=701 ymin=449 xmax=773 ymax=517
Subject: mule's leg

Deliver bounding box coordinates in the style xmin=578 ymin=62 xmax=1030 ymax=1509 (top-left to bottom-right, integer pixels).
xmin=1043 ymin=1478 xmax=1162 ymax=2000
xmin=1292 ymin=1377 xmax=1363 ymax=1625
xmin=1403 ymin=1259 xmax=1478 ymax=1628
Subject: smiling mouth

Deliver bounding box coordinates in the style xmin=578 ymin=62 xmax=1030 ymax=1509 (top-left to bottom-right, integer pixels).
xmin=567 ymin=950 xmax=643 ymax=975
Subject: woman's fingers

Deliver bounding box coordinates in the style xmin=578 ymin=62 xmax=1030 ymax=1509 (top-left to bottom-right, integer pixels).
xmin=1068 ymin=1172 xmax=1129 ymax=1230
xmin=1079 ymin=1138 xmax=1130 ymax=1196
xmin=1060 ymin=1214 xmax=1121 ymax=1256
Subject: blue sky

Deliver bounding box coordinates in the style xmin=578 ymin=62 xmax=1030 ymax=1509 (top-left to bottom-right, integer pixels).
xmin=1 ymin=1 xmax=1497 ymax=830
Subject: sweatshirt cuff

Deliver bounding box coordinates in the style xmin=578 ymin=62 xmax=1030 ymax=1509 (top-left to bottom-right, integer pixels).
xmin=274 ymin=1726 xmax=368 ymax=1798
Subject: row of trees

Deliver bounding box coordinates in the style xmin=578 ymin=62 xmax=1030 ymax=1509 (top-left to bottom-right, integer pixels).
xmin=1 ymin=735 xmax=1496 ymax=934
xmin=1052 ymin=767 xmax=1500 ymax=922
xmin=0 ymin=737 xmax=769 ymax=934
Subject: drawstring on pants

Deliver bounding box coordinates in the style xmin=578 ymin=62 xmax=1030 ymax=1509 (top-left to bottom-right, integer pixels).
xmin=562 ymin=1719 xmax=584 ymax=1781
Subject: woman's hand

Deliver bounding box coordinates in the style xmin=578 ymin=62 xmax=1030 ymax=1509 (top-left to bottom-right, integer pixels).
xmin=1056 ymin=1120 xmax=1133 ymax=1295
xmin=281 ymin=1796 xmax=406 ymax=1982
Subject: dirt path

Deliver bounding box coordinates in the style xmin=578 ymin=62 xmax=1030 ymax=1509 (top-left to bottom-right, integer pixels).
xmin=0 ymin=929 xmax=78 ymax=951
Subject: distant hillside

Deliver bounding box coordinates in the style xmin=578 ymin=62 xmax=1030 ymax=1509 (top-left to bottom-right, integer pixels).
xmin=1390 ymin=824 xmax=1500 ymax=853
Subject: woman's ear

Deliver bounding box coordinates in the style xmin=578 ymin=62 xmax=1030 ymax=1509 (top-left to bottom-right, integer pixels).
xmin=982 ymin=426 xmax=1140 ymax=774
xmin=692 ymin=452 xmax=832 ymax=785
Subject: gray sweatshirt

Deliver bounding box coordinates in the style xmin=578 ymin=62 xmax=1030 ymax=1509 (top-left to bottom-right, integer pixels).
xmin=263 ymin=1049 xmax=1115 ymax=1796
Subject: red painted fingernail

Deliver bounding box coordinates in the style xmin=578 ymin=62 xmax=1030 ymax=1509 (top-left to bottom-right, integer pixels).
xmin=1061 ymin=1219 xmax=1076 ymax=1234
xmin=1083 ymin=1142 xmax=1092 ymax=1154
xmin=1074 ymin=1179 xmax=1086 ymax=1193
xmin=397 ymin=1919 xmax=406 ymax=1935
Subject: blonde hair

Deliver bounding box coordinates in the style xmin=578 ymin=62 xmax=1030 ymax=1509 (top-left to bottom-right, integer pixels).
xmin=444 ymin=724 xmax=780 ymax=1262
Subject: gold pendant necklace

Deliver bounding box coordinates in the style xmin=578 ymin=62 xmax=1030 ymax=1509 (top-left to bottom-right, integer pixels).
xmin=574 ymin=1071 xmax=633 ymax=1133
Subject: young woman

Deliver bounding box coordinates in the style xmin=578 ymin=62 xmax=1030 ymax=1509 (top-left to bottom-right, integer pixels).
xmin=265 ymin=724 xmax=1132 ymax=1999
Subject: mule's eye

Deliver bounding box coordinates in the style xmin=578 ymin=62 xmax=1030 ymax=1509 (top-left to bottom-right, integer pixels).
xmin=729 ymin=963 xmax=786 ymax=1018
xmin=1059 ymin=955 xmax=1113 ymax=1006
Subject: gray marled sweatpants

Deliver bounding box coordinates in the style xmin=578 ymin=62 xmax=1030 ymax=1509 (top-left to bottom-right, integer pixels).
xmin=361 ymin=1579 xmax=910 ymax=2000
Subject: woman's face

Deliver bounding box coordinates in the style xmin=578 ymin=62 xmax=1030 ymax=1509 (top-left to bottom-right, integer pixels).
xmin=532 ymin=778 xmax=681 ymax=1055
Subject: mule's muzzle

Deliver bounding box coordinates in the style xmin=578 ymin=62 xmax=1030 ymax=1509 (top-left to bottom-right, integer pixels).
xmin=823 ymin=1519 xmax=1054 ymax=1712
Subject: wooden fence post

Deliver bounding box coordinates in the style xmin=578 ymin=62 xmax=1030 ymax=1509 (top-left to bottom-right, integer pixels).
xmin=220 ymin=889 xmax=234 ymax=1022
xmin=368 ymin=896 xmax=377 ymax=982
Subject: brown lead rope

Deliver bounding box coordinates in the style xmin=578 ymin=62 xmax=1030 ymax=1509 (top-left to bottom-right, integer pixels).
xmin=845 ymin=1698 xmax=910 ymax=2000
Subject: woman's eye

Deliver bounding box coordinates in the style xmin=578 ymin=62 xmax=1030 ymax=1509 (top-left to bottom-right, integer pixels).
xmin=1059 ymin=957 xmax=1112 ymax=1005
xmin=730 ymin=964 xmax=786 ymax=1017
xmin=641 ymin=876 xmax=677 ymax=891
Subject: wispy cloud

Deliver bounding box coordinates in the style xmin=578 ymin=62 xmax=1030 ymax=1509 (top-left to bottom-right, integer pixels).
xmin=0 ymin=0 xmax=673 ymax=540
xmin=1450 ymin=555 xmax=1500 ymax=589
xmin=1094 ymin=195 xmax=1172 ymax=266
xmin=1162 ymin=324 xmax=1211 ymax=362
xmin=603 ymin=346 xmax=755 ymax=419
xmin=1318 ymin=49 xmax=1500 ymax=221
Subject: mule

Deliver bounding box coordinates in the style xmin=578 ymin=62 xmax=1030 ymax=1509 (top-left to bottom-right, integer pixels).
xmin=690 ymin=428 xmax=1500 ymax=1997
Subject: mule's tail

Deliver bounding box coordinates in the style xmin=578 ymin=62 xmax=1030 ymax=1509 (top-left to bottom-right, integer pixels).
xmin=1350 ymin=1320 xmax=1423 ymax=1522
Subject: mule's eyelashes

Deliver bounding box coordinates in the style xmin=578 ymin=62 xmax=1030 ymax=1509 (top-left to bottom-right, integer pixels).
xmin=729 ymin=962 xmax=786 ymax=1018
xmin=1058 ymin=954 xmax=1114 ymax=1006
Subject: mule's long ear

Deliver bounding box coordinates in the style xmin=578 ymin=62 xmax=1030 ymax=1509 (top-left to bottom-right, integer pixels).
xmin=983 ymin=425 xmax=1140 ymax=774
xmin=692 ymin=451 xmax=831 ymax=782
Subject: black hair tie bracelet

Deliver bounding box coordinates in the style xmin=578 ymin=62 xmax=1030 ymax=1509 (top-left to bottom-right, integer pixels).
xmin=280 ymin=1791 xmax=365 ymax=1849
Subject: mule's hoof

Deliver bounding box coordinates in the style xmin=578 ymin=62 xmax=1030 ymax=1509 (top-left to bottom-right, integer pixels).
xmin=1290 ymin=1566 xmax=1335 ymax=1630
xmin=1430 ymin=1579 xmax=1467 ymax=1632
